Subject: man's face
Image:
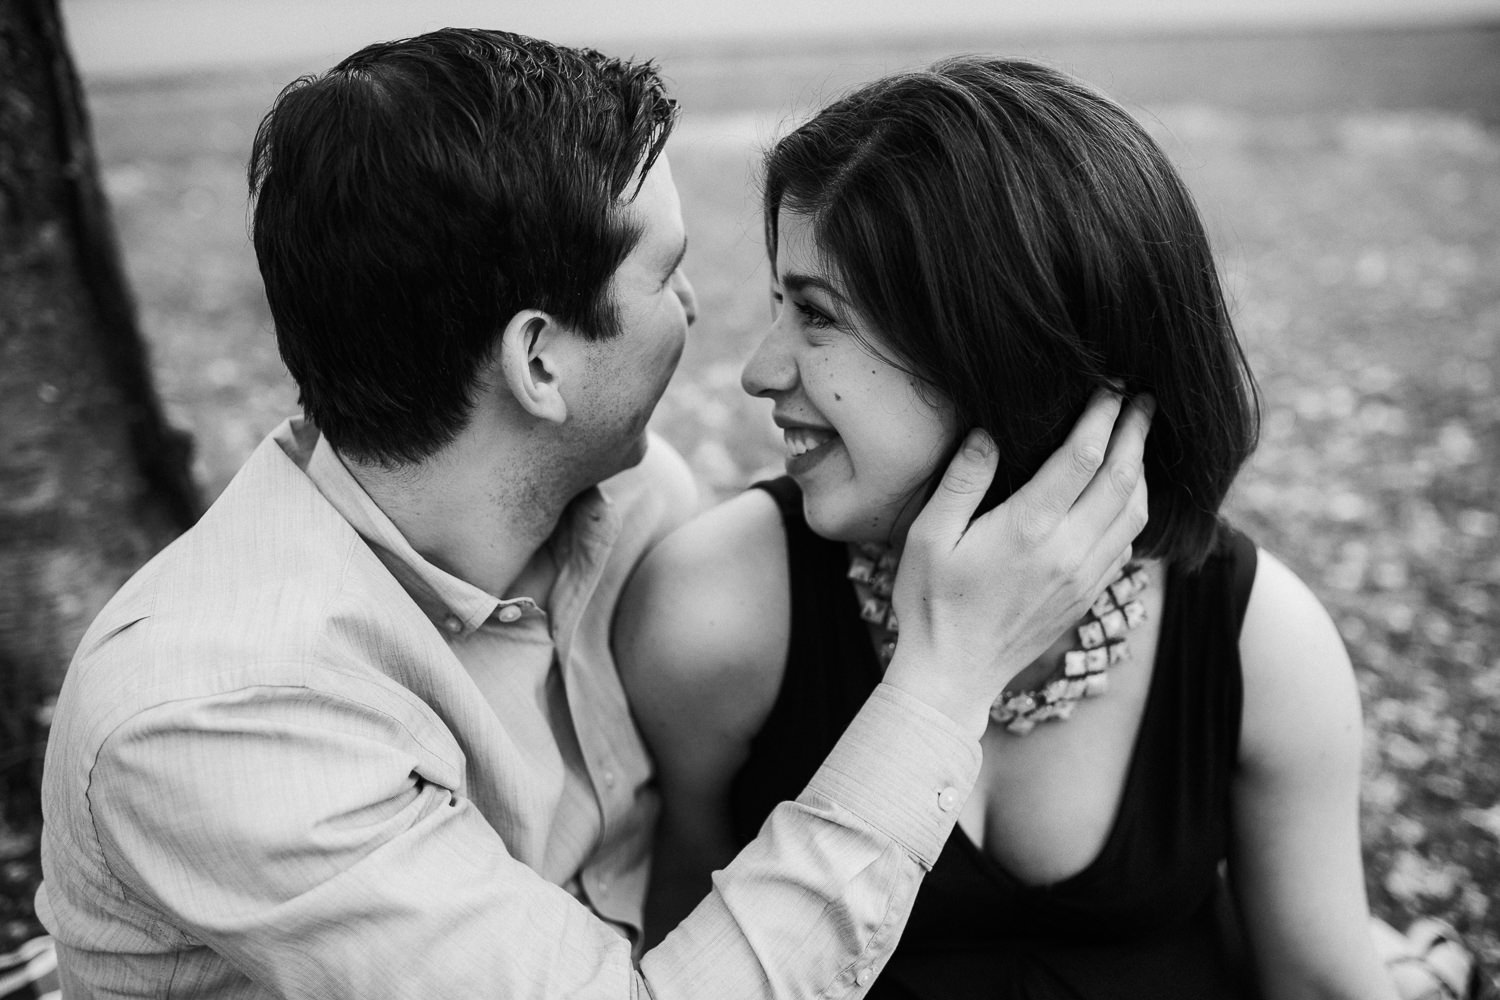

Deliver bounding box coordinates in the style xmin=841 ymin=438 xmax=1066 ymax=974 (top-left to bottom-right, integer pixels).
xmin=570 ymin=153 xmax=697 ymax=479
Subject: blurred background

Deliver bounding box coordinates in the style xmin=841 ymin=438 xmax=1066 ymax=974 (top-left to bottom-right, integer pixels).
xmin=19 ymin=0 xmax=1500 ymax=984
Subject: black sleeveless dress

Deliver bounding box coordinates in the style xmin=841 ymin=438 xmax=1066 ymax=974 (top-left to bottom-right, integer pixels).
xmin=730 ymin=478 xmax=1260 ymax=1000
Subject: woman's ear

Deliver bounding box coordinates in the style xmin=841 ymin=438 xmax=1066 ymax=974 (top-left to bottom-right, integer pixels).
xmin=498 ymin=310 xmax=568 ymax=424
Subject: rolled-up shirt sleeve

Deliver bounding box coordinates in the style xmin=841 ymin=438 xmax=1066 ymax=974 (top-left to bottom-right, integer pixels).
xmin=88 ymin=681 xmax=977 ymax=999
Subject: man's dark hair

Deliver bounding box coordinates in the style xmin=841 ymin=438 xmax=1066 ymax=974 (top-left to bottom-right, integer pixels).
xmin=764 ymin=57 xmax=1260 ymax=569
xmin=249 ymin=28 xmax=678 ymax=465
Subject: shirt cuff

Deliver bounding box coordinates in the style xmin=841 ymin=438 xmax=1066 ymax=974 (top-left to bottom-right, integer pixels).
xmin=801 ymin=683 xmax=982 ymax=869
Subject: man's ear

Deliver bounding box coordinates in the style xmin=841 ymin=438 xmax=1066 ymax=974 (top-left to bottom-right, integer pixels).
xmin=498 ymin=310 xmax=569 ymax=424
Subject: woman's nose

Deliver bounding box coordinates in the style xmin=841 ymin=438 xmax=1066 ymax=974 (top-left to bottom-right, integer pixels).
xmin=741 ymin=320 xmax=795 ymax=398
xmin=671 ymin=270 xmax=698 ymax=327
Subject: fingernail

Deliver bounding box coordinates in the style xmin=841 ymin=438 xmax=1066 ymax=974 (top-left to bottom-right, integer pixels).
xmin=1101 ymin=376 xmax=1126 ymax=396
xmin=1139 ymin=394 xmax=1157 ymax=418
xmin=963 ymin=429 xmax=995 ymax=459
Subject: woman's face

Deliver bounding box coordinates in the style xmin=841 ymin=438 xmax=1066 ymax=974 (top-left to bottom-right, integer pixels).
xmin=741 ymin=208 xmax=960 ymax=544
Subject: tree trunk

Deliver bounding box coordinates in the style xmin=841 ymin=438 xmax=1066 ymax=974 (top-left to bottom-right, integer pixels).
xmin=0 ymin=0 xmax=200 ymax=830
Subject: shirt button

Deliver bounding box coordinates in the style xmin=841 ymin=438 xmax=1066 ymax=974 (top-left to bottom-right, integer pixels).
xmin=443 ymin=616 xmax=463 ymax=634
xmin=937 ymin=786 xmax=960 ymax=812
xmin=496 ymin=605 xmax=523 ymax=623
xmin=601 ymin=769 xmax=616 ymax=789
xmin=856 ymin=967 xmax=875 ymax=986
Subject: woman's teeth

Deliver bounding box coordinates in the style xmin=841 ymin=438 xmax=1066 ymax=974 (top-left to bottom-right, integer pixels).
xmin=784 ymin=426 xmax=836 ymax=457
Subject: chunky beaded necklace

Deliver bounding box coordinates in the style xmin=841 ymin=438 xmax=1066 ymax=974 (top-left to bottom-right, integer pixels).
xmin=847 ymin=544 xmax=1150 ymax=734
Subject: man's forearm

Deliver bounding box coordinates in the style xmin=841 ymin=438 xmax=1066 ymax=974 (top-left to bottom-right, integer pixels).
xmin=637 ymin=685 xmax=979 ymax=998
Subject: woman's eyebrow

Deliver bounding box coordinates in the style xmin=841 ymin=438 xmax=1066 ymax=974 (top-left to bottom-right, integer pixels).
xmin=782 ymin=271 xmax=848 ymax=304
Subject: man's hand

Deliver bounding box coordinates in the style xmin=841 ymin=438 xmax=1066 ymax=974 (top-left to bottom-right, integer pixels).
xmin=883 ymin=390 xmax=1153 ymax=738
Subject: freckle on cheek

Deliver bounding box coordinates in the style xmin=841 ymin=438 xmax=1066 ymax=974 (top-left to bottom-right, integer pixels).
xmin=834 ymin=393 xmax=842 ymax=402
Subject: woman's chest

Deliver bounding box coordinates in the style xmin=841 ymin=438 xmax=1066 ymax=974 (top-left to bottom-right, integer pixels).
xmin=957 ymin=579 xmax=1168 ymax=888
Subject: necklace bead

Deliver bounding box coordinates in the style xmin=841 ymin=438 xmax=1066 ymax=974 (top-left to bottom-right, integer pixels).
xmin=848 ymin=545 xmax=1150 ymax=735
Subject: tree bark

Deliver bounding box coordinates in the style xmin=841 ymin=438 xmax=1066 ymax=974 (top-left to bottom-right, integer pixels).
xmin=0 ymin=0 xmax=200 ymax=819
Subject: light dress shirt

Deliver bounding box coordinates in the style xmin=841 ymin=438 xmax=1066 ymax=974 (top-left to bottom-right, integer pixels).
xmin=37 ymin=417 xmax=981 ymax=999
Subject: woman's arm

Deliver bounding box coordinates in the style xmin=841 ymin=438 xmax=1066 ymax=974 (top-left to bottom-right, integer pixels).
xmin=1231 ymin=549 xmax=1399 ymax=1000
xmin=614 ymin=489 xmax=792 ymax=949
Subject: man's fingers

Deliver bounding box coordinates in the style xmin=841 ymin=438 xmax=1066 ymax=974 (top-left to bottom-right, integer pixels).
xmin=1071 ymin=393 xmax=1153 ymax=535
xmin=1004 ymin=389 xmax=1123 ymax=533
xmin=1052 ymin=398 xmax=1152 ymax=604
xmin=1085 ymin=466 xmax=1149 ymax=589
xmin=909 ymin=429 xmax=999 ymax=546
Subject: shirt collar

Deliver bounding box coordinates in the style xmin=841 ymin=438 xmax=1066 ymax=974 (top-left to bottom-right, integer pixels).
xmin=287 ymin=420 xmax=615 ymax=636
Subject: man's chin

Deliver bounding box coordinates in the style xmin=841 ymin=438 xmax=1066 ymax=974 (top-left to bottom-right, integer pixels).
xmin=622 ymin=432 xmax=649 ymax=468
xmin=596 ymin=433 xmax=649 ymax=484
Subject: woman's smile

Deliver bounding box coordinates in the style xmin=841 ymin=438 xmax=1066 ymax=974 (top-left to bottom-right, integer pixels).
xmin=782 ymin=425 xmax=836 ymax=458
xmin=781 ymin=425 xmax=840 ymax=478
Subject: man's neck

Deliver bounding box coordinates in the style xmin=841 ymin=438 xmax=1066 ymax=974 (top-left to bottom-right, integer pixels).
xmin=341 ymin=436 xmax=579 ymax=599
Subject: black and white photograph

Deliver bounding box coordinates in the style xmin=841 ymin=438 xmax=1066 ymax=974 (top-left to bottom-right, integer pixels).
xmin=2 ymin=1 xmax=1496 ymax=996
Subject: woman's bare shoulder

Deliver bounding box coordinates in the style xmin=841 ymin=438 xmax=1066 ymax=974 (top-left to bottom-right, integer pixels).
xmin=615 ymin=488 xmax=792 ymax=745
xmin=1237 ymin=547 xmax=1362 ymax=770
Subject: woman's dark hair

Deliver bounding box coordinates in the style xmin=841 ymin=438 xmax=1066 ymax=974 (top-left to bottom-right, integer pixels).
xmin=250 ymin=28 xmax=677 ymax=465
xmin=764 ymin=57 xmax=1259 ymax=569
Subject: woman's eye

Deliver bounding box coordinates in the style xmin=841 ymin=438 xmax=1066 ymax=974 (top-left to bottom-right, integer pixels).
xmin=770 ymin=288 xmax=836 ymax=334
xmin=795 ymin=302 xmax=833 ymax=330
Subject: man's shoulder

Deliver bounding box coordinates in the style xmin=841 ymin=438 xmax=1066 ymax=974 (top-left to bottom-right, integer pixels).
xmin=84 ymin=428 xmax=359 ymax=632
xmin=66 ymin=427 xmax=433 ymax=726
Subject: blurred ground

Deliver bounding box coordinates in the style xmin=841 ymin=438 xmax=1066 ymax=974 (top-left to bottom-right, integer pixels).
xmin=11 ymin=15 xmax=1500 ymax=988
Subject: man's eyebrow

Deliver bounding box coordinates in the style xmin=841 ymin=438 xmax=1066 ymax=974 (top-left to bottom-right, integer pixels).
xmin=782 ymin=271 xmax=848 ymax=304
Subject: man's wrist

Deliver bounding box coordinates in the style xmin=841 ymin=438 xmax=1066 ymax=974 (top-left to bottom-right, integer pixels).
xmin=807 ymin=683 xmax=982 ymax=866
xmin=881 ymin=651 xmax=993 ymax=741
